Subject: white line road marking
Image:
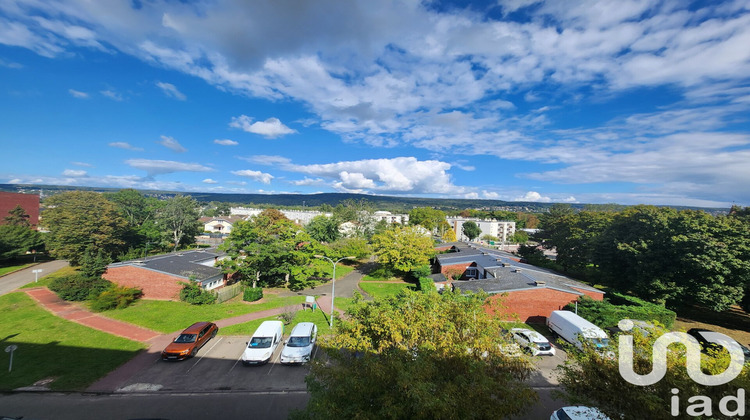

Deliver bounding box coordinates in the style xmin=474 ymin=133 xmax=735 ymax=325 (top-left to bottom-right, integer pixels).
xmin=187 ymin=337 xmax=224 ymax=373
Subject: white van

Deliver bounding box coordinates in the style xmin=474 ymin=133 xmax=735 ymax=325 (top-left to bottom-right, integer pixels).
xmin=547 ymin=310 xmax=610 ymax=352
xmin=280 ymin=322 xmax=318 ymax=364
xmin=242 ymin=320 xmax=284 ymax=366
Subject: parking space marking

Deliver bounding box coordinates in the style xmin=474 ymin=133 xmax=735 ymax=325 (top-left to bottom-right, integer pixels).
xmin=187 ymin=337 xmax=224 ymax=373
xmin=266 ymin=345 xmax=283 ymax=375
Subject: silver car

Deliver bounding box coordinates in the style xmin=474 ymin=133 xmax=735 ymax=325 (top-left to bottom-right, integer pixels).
xmin=280 ymin=322 xmax=318 ymax=364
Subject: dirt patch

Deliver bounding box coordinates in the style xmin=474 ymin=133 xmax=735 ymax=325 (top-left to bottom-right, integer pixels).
xmin=674 ymin=305 xmax=750 ymax=347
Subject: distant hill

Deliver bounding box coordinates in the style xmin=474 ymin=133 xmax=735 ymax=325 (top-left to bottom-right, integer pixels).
xmin=0 ymin=183 xmax=729 ymax=214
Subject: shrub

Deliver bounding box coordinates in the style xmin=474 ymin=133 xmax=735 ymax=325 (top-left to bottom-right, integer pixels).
xmin=179 ymin=281 xmax=217 ymax=305
xmin=49 ymin=274 xmax=113 ymax=301
xmin=418 ymin=277 xmax=435 ymax=292
xmin=243 ymin=287 xmax=263 ymax=302
xmin=279 ymin=305 xmax=297 ymax=324
xmin=89 ymin=286 xmax=142 ymax=312
xmin=565 ymin=293 xmax=676 ymax=329
xmin=409 ymin=265 xmax=432 ymax=282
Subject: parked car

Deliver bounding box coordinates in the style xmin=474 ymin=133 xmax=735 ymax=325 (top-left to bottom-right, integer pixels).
xmin=551 ymin=406 xmax=611 ymax=420
xmin=687 ymin=328 xmax=750 ymax=363
xmin=511 ymin=328 xmax=556 ymax=356
xmin=280 ymin=322 xmax=318 ymax=364
xmin=161 ymin=321 xmax=218 ymax=361
xmin=547 ymin=310 xmax=610 ymax=352
xmin=242 ymin=320 xmax=284 ymax=366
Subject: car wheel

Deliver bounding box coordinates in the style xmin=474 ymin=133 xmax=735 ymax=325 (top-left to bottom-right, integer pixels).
xmin=191 ymin=348 xmax=198 ymax=357
xmin=212 ymin=329 xmax=217 ymax=338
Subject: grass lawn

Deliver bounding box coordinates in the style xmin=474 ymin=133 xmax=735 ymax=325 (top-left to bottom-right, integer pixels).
xmin=359 ymin=282 xmax=416 ymax=299
xmin=20 ymin=265 xmax=78 ymax=289
xmin=313 ymin=259 xmax=356 ymax=279
xmin=102 ymin=295 xmax=307 ymax=333
xmin=0 ymin=292 xmax=145 ymax=391
xmin=0 ymin=263 xmax=35 ymax=277
xmin=218 ymin=305 xmax=334 ymax=337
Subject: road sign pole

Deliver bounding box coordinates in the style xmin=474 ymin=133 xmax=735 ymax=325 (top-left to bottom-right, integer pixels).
xmin=5 ymin=345 xmax=17 ymax=372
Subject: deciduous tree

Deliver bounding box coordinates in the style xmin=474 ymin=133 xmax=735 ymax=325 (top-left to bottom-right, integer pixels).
xmin=371 ymin=225 xmax=435 ymax=273
xmin=462 ymin=221 xmax=481 ymax=241
xmin=294 ymin=290 xmax=537 ymax=419
xmin=156 ymin=195 xmax=201 ymax=251
xmin=43 ymin=191 xmax=128 ymax=265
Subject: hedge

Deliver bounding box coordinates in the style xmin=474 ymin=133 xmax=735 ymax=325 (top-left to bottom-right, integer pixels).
xmin=89 ymin=286 xmax=143 ymax=312
xmin=179 ymin=281 xmax=217 ymax=305
xmin=418 ymin=277 xmax=436 ymax=293
xmin=243 ymin=287 xmax=263 ymax=302
xmin=565 ymin=292 xmax=676 ymax=329
xmin=49 ymin=274 xmax=113 ymax=301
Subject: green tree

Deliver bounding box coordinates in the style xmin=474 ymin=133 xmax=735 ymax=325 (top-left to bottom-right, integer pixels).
xmin=295 ymin=290 xmax=537 ymax=419
xmin=106 ymin=189 xmax=163 ymax=251
xmin=327 ymin=237 xmax=371 ymax=260
xmin=509 ymin=231 xmax=529 ymax=244
xmin=371 ymin=225 xmax=435 ymax=273
xmin=156 ymin=195 xmax=201 ymax=251
xmin=4 ymin=205 xmax=31 ymax=227
xmin=43 ymin=191 xmax=128 ymax=265
xmin=0 ymin=224 xmax=45 ymax=260
xmin=79 ymin=245 xmax=112 ymax=278
xmin=409 ymin=207 xmax=446 ymax=232
xmin=332 ymin=199 xmax=374 ymax=238
xmin=462 ymin=221 xmax=481 ymax=241
xmin=220 ymin=209 xmax=318 ymax=290
xmin=305 ymin=215 xmax=340 ymax=243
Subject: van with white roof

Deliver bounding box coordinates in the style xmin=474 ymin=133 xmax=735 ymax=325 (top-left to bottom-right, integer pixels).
xmin=547 ymin=310 xmax=610 ymax=352
xmin=242 ymin=320 xmax=284 ymax=366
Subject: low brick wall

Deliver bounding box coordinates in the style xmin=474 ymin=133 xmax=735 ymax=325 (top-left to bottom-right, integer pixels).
xmin=103 ymin=266 xmax=183 ymax=300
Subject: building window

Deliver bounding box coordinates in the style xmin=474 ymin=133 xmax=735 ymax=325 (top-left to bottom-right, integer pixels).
xmin=466 ymin=268 xmax=478 ymax=278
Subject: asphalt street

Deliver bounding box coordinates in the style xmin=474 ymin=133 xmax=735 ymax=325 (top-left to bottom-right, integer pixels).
xmin=0 ymin=260 xmax=68 ymax=296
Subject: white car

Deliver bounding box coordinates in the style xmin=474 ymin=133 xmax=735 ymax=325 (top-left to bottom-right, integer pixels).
xmin=242 ymin=320 xmax=284 ymax=366
xmin=551 ymin=406 xmax=611 ymax=420
xmin=511 ymin=328 xmax=556 ymax=356
xmin=280 ymin=322 xmax=318 ymax=364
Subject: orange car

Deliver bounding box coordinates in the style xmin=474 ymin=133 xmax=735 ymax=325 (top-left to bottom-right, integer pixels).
xmin=161 ymin=321 xmax=219 ymax=361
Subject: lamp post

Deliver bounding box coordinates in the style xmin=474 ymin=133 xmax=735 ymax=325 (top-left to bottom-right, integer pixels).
xmin=314 ymin=255 xmax=355 ymax=328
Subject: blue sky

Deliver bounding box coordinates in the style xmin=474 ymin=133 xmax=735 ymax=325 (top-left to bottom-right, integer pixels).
xmin=1 ymin=0 xmax=749 ymax=208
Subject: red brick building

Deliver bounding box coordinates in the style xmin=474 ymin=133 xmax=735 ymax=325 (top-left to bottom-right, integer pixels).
xmin=0 ymin=191 xmax=40 ymax=227
xmin=434 ymin=243 xmax=604 ymax=323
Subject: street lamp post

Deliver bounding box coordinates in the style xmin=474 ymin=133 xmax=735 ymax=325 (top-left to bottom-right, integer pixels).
xmin=314 ymin=255 xmax=355 ymax=328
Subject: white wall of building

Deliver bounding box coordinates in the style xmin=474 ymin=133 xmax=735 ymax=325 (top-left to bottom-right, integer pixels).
xmin=447 ymin=217 xmax=516 ymax=242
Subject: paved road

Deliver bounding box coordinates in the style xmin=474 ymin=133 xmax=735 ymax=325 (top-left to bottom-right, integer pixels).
xmin=0 ymin=260 xmax=68 ymax=296
xmin=0 ymin=391 xmax=309 ymax=420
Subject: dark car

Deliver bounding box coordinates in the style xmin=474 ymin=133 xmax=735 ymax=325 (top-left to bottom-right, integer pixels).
xmin=686 ymin=328 xmax=750 ymax=363
xmin=161 ymin=322 xmax=218 ymax=361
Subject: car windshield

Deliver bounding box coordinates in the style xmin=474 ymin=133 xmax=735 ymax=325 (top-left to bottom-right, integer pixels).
xmin=287 ymin=336 xmax=311 ymax=347
xmin=249 ymin=337 xmax=272 ymax=348
xmin=175 ymin=334 xmax=197 ymax=343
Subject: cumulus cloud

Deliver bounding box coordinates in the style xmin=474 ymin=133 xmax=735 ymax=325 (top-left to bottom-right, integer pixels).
xmin=158 ymin=135 xmax=187 ymax=153
xmin=125 ymin=159 xmax=213 ymax=177
xmin=229 ymin=116 xmax=297 ymax=138
xmin=213 ymin=139 xmax=238 ymax=146
xmin=68 ymin=89 xmax=89 ymax=99
xmin=231 ymin=169 xmax=273 ymax=184
xmin=515 ymin=191 xmax=552 ymax=202
xmin=202 ymin=178 xmax=218 ymax=184
xmin=108 ymin=142 xmax=143 ymax=151
xmin=156 ymin=81 xmax=186 ymax=100
xmin=285 ymin=157 xmax=467 ymax=195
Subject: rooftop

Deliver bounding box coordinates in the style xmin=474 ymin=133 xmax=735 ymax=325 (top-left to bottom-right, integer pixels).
xmin=108 ymin=249 xmax=224 ymax=281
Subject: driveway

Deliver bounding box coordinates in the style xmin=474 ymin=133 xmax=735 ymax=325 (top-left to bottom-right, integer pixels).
xmin=0 ymin=260 xmax=68 ymax=296
xmin=112 ymin=334 xmax=318 ymax=393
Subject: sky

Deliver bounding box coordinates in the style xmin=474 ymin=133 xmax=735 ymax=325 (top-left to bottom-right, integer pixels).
xmin=1 ymin=0 xmax=749 ymax=208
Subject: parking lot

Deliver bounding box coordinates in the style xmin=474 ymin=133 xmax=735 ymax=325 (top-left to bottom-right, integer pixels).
xmin=116 ymin=335 xmax=319 ymax=393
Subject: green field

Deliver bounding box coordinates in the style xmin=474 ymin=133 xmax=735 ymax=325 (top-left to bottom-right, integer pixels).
xmin=0 ymin=292 xmax=145 ymax=391
xmin=20 ymin=265 xmax=78 ymax=289
xmin=358 ymin=282 xmax=416 ymax=298
xmin=102 ymin=295 xmax=307 ymax=333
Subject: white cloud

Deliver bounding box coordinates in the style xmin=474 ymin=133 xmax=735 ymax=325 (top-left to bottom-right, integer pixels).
xmin=290 ymin=177 xmax=325 ymax=186
xmin=100 ymin=89 xmax=123 ymax=101
xmin=231 ymin=169 xmax=274 ymax=184
xmin=482 ymin=191 xmax=500 ymax=199
xmin=202 ymin=178 xmax=218 ymax=184
xmin=158 ymin=135 xmax=187 ymax=153
xmin=213 ymin=139 xmax=238 ymax=146
xmin=285 ymin=157 xmax=467 ymax=195
xmin=108 ymin=142 xmax=143 ymax=151
xmin=240 ymin=155 xmax=292 ymax=166
xmin=71 ymin=161 xmax=92 ymax=167
xmin=62 ymin=169 xmax=86 ymax=177
xmin=515 ymin=191 xmax=552 ymax=202
xmin=229 ymin=116 xmax=297 ymax=138
xmin=125 ymin=159 xmax=213 ymax=177
xmin=156 ymin=81 xmax=186 ymax=100
xmin=68 ymin=89 xmax=89 ymax=99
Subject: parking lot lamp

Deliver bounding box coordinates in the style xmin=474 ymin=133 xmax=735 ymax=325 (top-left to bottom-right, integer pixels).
xmin=314 ymin=255 xmax=355 ymax=327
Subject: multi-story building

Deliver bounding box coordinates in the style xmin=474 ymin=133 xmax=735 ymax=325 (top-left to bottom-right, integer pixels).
xmin=447 ymin=217 xmax=516 ymax=242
